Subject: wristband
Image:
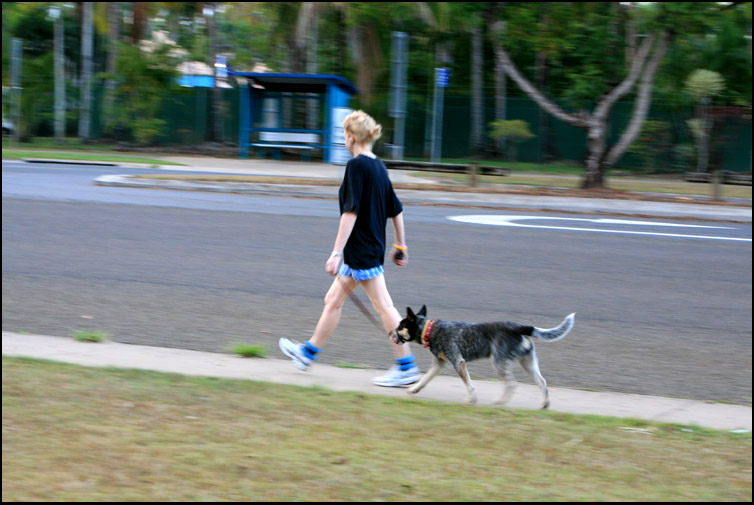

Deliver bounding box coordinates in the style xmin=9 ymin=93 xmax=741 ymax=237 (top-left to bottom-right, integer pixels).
xmin=393 ymin=244 xmax=407 ymax=251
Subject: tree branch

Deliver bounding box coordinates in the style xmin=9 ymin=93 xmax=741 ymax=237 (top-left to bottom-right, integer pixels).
xmin=605 ymin=31 xmax=671 ymax=167
xmin=488 ymin=17 xmax=589 ymax=128
xmin=593 ymin=32 xmax=655 ymax=121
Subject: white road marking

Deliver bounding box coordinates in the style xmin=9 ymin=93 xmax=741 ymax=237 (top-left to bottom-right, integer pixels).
xmin=448 ymin=215 xmax=752 ymax=242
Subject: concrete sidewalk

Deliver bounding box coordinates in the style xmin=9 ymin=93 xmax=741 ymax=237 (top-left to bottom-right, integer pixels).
xmin=93 ymin=155 xmax=752 ymax=222
xmin=3 ymin=332 xmax=751 ymax=432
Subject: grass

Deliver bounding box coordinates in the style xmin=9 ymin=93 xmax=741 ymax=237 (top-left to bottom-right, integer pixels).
xmin=71 ymin=330 xmax=109 ymax=343
xmin=414 ymin=171 xmax=753 ymax=199
xmin=334 ymin=362 xmax=371 ymax=369
xmin=2 ymin=150 xmax=185 ymax=166
xmin=2 ymin=356 xmax=751 ymax=502
xmin=3 ymin=137 xmax=122 ymax=152
xmin=228 ymin=343 xmax=268 ymax=358
xmin=406 ymin=156 xmax=587 ymax=174
xmin=134 ymin=172 xmax=753 ymax=200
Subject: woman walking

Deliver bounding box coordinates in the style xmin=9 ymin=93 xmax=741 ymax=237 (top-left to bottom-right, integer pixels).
xmin=279 ymin=110 xmax=420 ymax=387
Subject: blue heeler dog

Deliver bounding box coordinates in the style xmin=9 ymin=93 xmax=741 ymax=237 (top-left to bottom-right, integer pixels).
xmin=389 ymin=306 xmax=575 ymax=409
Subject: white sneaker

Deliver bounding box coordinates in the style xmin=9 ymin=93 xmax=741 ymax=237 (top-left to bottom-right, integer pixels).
xmin=279 ymin=338 xmax=311 ymax=371
xmin=372 ymin=365 xmax=420 ymax=387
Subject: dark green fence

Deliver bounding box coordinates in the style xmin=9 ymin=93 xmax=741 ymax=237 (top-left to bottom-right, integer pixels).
xmin=61 ymin=84 xmax=754 ymax=173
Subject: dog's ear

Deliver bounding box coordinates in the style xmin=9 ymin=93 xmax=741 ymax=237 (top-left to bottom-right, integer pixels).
xmin=406 ymin=307 xmax=416 ymax=320
xmin=418 ymin=305 xmax=427 ymax=317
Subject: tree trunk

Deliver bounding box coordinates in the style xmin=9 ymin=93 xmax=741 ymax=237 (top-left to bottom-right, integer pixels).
xmin=131 ymin=2 xmax=146 ymax=44
xmin=470 ymin=23 xmax=484 ymax=158
xmin=78 ymin=2 xmax=93 ymax=142
xmin=493 ymin=40 xmax=506 ymax=156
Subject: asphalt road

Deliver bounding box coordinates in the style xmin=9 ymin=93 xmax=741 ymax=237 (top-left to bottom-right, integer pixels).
xmin=3 ymin=161 xmax=752 ymax=404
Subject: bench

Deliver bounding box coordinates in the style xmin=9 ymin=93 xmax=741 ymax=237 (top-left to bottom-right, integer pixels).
xmin=251 ymin=131 xmax=322 ymax=161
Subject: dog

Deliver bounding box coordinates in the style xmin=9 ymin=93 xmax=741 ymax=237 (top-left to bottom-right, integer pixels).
xmin=389 ymin=306 xmax=575 ymax=409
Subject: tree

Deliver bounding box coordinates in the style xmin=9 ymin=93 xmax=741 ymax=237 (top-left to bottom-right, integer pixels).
xmin=488 ymin=2 xmax=676 ymax=188
xmin=489 ymin=119 xmax=536 ymax=162
xmin=486 ymin=2 xmax=737 ymax=189
xmin=685 ymin=69 xmax=725 ymax=174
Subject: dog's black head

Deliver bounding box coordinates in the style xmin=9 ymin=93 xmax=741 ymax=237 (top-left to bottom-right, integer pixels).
xmin=389 ymin=305 xmax=427 ymax=345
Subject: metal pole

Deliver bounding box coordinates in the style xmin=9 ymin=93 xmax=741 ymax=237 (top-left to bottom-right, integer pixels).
xmin=389 ymin=32 xmax=408 ymax=160
xmin=78 ymin=2 xmax=93 ymax=142
xmin=430 ymin=68 xmax=445 ymax=163
xmin=11 ymin=38 xmax=22 ymax=143
xmin=51 ymin=7 xmax=65 ymax=142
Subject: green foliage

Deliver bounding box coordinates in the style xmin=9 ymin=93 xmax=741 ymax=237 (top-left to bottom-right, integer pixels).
xmin=627 ymin=120 xmax=672 ymax=173
xmin=685 ymin=69 xmax=726 ymax=103
xmin=489 ymin=119 xmax=536 ymax=162
xmin=71 ymin=330 xmax=108 ymax=343
xmin=489 ymin=119 xmax=536 ymax=143
xmin=110 ymin=42 xmax=179 ymax=144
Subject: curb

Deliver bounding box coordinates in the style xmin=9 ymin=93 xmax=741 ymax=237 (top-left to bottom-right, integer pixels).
xmin=21 ymin=158 xmax=119 ymax=167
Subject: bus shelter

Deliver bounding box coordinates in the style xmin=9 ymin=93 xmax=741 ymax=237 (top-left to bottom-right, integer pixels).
xmin=229 ymin=72 xmax=358 ymax=164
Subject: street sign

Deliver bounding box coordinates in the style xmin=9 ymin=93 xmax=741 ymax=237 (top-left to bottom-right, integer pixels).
xmin=436 ymin=67 xmax=449 ymax=88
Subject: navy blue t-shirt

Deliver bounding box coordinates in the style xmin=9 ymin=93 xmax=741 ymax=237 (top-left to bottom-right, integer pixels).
xmin=339 ymin=154 xmax=403 ymax=270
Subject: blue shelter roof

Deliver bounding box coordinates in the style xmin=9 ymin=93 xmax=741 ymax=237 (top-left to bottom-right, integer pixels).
xmin=228 ymin=71 xmax=358 ymax=95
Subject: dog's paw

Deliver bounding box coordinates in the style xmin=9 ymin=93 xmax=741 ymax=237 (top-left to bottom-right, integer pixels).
xmin=407 ymin=386 xmax=419 ymax=395
xmin=540 ymin=400 xmax=550 ymax=410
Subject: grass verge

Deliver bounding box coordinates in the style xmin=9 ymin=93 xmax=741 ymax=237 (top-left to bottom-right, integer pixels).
xmin=2 ymin=150 xmax=186 ymax=166
xmin=2 ymin=356 xmax=750 ymax=502
xmin=134 ymin=172 xmax=753 ymax=200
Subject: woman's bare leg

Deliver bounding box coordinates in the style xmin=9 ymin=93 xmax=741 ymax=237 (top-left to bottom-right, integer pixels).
xmin=309 ymin=275 xmax=358 ymax=349
xmin=360 ymin=274 xmax=412 ymax=359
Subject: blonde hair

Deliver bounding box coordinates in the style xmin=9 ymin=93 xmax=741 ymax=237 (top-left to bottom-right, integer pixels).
xmin=342 ymin=110 xmax=382 ymax=144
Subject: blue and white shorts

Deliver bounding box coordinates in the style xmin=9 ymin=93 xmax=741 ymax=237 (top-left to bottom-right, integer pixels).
xmin=338 ymin=263 xmax=384 ymax=281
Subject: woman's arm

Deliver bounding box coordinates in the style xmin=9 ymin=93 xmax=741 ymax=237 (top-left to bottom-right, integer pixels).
xmin=390 ymin=212 xmax=408 ymax=267
xmin=326 ymin=211 xmax=358 ymax=275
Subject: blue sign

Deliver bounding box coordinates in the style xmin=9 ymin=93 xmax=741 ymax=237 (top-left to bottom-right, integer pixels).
xmin=436 ymin=68 xmax=449 ymax=88
xmin=215 ymin=55 xmax=228 ymax=79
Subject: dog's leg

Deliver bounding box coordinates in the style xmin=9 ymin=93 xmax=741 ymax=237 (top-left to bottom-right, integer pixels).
xmin=452 ymin=358 xmax=477 ymax=405
xmin=492 ymin=357 xmax=517 ymax=406
xmin=407 ymin=355 xmax=444 ymax=395
xmin=519 ymin=349 xmax=549 ymax=409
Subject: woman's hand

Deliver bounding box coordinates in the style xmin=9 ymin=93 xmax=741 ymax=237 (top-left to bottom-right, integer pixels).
xmin=326 ymin=251 xmax=342 ymax=276
xmin=391 ymin=245 xmax=408 ymax=268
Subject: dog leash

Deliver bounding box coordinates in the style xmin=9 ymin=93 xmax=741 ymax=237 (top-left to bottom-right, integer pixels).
xmin=334 ymin=249 xmax=405 ymax=334
xmin=337 ymin=276 xmax=384 ymax=331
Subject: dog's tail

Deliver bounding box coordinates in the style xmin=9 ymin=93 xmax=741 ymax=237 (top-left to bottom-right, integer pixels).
xmin=527 ymin=313 xmax=575 ymax=342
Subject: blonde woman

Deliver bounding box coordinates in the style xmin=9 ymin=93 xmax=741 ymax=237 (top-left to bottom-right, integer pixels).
xmin=279 ymin=110 xmax=419 ymax=387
